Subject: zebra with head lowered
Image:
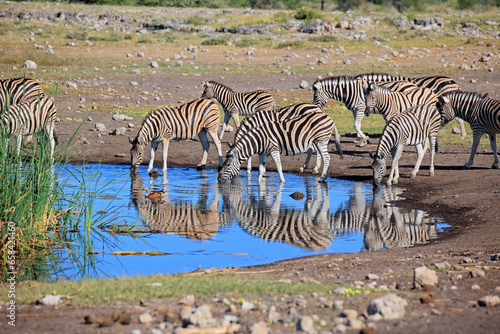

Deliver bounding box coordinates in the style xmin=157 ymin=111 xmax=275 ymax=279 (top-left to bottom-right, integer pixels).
xmin=218 ymin=108 xmax=340 ymax=183
xmin=200 ymin=81 xmax=275 ymax=141
xmin=129 ymin=98 xmax=223 ymax=174
xmin=437 ymin=91 xmax=500 ymax=169
xmin=372 ymin=104 xmax=453 ymax=186
xmin=1 ymin=77 xmax=45 ymax=111
xmin=2 ymin=96 xmax=57 ymax=160
xmin=234 ymin=103 xmax=343 ymax=174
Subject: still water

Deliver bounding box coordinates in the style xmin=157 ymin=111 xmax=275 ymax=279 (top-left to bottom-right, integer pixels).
xmin=57 ymin=164 xmax=447 ymax=279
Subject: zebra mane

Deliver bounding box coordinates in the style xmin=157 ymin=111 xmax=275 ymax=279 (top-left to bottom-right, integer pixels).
xmin=370 ymin=84 xmax=393 ymax=94
xmin=441 ymin=90 xmax=489 ymax=101
xmin=206 ymin=80 xmax=234 ymax=93
xmin=312 ymin=75 xmax=356 ymax=89
xmin=354 ymin=72 xmax=405 ymax=82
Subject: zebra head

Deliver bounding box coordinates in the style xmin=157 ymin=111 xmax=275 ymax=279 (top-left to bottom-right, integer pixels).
xmin=363 ymin=82 xmax=376 ymax=116
xmin=312 ymin=80 xmax=329 ymax=109
xmin=200 ymin=81 xmax=215 ymax=100
xmin=218 ymin=149 xmax=241 ymax=183
xmin=129 ymin=136 xmax=145 ymax=173
xmin=436 ymin=96 xmax=455 ymax=126
xmin=371 ymin=153 xmax=387 ymax=187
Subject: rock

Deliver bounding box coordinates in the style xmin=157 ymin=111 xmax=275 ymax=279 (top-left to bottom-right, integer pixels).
xmin=130 ymin=330 xmax=141 ymax=334
xmin=393 ymin=16 xmax=408 ymax=29
xmin=367 ymin=293 xmax=407 ymax=320
xmin=36 ymin=295 xmax=62 ymax=306
xmin=366 ymin=273 xmax=380 ymax=280
xmin=471 ymin=284 xmax=481 ymax=290
xmin=24 ymin=60 xmax=37 ymax=69
xmin=183 ymin=304 xmax=215 ymax=327
xmin=469 ymin=269 xmax=485 ymax=278
xmin=478 ymin=295 xmax=500 ymax=307
xmin=241 ymin=301 xmax=254 ymax=311
xmin=112 ymin=114 xmax=133 ymax=121
xmin=333 ymin=300 xmax=344 ymax=310
xmin=114 ymin=127 xmax=127 ymax=136
xmin=251 ymin=321 xmax=268 ymax=334
xmin=434 ymin=261 xmax=451 ymax=269
xmin=461 ymin=257 xmax=474 ymax=263
xmin=149 ymin=61 xmax=158 ymax=68
xmin=333 ymin=323 xmax=346 ymax=333
xmin=414 ymin=266 xmax=438 ymax=288
xmin=299 ymin=80 xmax=309 ymax=89
xmin=334 ymin=287 xmax=347 ymax=294
xmin=339 ymin=309 xmax=358 ymax=320
xmin=419 ymin=292 xmax=435 ymax=304
xmin=66 ymin=82 xmax=78 ymax=89
xmin=296 ymin=315 xmax=315 ymax=333
xmin=95 ymin=123 xmax=106 ymax=132
xmin=490 ymin=254 xmax=500 ymax=261
xmin=290 ymin=191 xmax=305 ymax=200
xmin=138 ymin=312 xmax=153 ymax=324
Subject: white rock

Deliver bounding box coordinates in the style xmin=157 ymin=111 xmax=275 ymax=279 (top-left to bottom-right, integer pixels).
xmin=367 ymin=293 xmax=407 ymax=320
xmin=366 ymin=273 xmax=380 ymax=280
xmin=24 ymin=60 xmax=37 ymax=69
xmin=36 ymin=295 xmax=62 ymax=306
xmin=478 ymin=295 xmax=500 ymax=307
xmin=414 ymin=266 xmax=438 ymax=288
xmin=95 ymin=123 xmax=106 ymax=132
xmin=339 ymin=309 xmax=358 ymax=320
xmin=138 ymin=312 xmax=153 ymax=324
xmin=296 ymin=315 xmax=315 ymax=333
xmin=251 ymin=321 xmax=268 ymax=334
xmin=241 ymin=301 xmax=254 ymax=311
xmin=299 ymin=80 xmax=309 ymax=89
xmin=180 ymin=294 xmax=195 ymax=306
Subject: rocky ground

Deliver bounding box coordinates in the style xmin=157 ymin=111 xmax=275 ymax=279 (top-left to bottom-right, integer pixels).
xmin=1 ymin=2 xmax=500 ymax=333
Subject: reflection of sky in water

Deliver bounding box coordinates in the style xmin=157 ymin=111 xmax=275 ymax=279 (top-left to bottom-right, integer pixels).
xmin=57 ymin=164 xmax=447 ymax=279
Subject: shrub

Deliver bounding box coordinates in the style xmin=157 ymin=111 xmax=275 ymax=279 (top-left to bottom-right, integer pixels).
xmin=295 ymin=7 xmax=323 ymax=23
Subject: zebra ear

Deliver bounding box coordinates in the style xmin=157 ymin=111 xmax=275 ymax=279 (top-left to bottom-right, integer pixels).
xmin=128 ymin=136 xmax=134 ymax=145
xmin=362 ymin=81 xmax=369 ymax=91
xmin=312 ymin=82 xmax=321 ymax=91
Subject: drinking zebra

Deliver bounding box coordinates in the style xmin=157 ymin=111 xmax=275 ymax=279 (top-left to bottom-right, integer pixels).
xmin=371 ymin=104 xmax=443 ymax=186
xmin=129 ymin=98 xmax=224 ymax=173
xmin=363 ymin=82 xmax=437 ymax=122
xmin=0 ymin=77 xmax=45 ymax=111
xmin=218 ymin=110 xmax=339 ymax=183
xmin=437 ymin=91 xmax=500 ymax=169
xmin=2 ymin=96 xmax=57 ymax=159
xmin=234 ymin=103 xmax=343 ymax=174
xmin=200 ymin=81 xmax=275 ymax=141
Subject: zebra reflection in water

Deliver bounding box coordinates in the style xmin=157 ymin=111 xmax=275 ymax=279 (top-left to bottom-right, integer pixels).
xmin=220 ymin=178 xmax=335 ymax=250
xmin=130 ymin=173 xmax=227 ymax=240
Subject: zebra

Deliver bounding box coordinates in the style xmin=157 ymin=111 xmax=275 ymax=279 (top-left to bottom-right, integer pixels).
xmin=129 ymin=98 xmax=223 ymax=173
xmin=200 ymin=81 xmax=275 ymax=141
xmin=234 ymin=103 xmax=343 ymax=174
xmin=363 ymin=82 xmax=437 ymax=122
xmin=0 ymin=77 xmax=45 ymax=112
xmin=371 ymin=104 xmax=443 ymax=186
xmin=2 ymin=96 xmax=57 ymax=160
xmin=437 ymin=91 xmax=500 ymax=169
xmin=356 ymin=73 xmax=467 ymax=138
xmin=218 ymin=110 xmax=339 ymax=183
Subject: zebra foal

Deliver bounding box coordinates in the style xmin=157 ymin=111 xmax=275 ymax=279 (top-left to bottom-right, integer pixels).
xmin=218 ymin=111 xmax=339 ymax=183
xmin=2 ymin=96 xmax=57 ymax=160
xmin=437 ymin=91 xmax=500 ymax=169
xmin=372 ymin=104 xmax=443 ymax=187
xmin=200 ymin=81 xmax=275 ymax=141
xmin=129 ymin=98 xmax=223 ymax=173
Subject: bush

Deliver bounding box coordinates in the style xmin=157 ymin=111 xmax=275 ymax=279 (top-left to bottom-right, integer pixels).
xmin=295 ymin=7 xmax=323 ymax=23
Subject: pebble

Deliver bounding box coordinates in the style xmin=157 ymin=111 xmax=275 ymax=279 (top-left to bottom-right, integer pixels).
xmin=251 ymin=321 xmax=269 ymax=334
xmin=366 ymin=273 xmax=380 ymax=280
xmin=339 ymin=309 xmax=358 ymax=320
xmin=469 ymin=269 xmax=485 ymax=278
xmin=471 ymin=284 xmax=481 ymax=290
xmin=24 ymin=60 xmax=37 ymax=69
xmin=333 ymin=323 xmax=346 ymax=333
xmin=296 ymin=315 xmax=314 ymax=333
xmin=434 ymin=261 xmax=451 ymax=269
xmin=367 ymin=293 xmax=407 ymax=320
xmin=414 ymin=266 xmax=438 ymax=288
xmin=478 ymin=295 xmax=500 ymax=307
xmin=36 ymin=295 xmax=62 ymax=306
xmin=138 ymin=312 xmax=153 ymax=324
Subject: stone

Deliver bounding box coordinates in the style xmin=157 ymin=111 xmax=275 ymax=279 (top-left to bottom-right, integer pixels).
xmin=36 ymin=295 xmax=62 ymax=306
xmin=183 ymin=304 xmax=214 ymax=327
xmin=419 ymin=292 xmax=435 ymax=304
xmin=290 ymin=191 xmax=305 ymax=200
xmin=434 ymin=261 xmax=451 ymax=269
xmin=334 ymin=287 xmax=347 ymax=294
xmin=112 ymin=114 xmax=133 ymax=121
xmin=339 ymin=309 xmax=358 ymax=320
xmin=478 ymin=295 xmax=500 ymax=307
xmin=241 ymin=301 xmax=254 ymax=311
xmin=95 ymin=123 xmax=106 ymax=132
xmin=149 ymin=61 xmax=158 ymax=68
xmin=367 ymin=293 xmax=407 ymax=320
xmin=366 ymin=273 xmax=380 ymax=280
xmin=469 ymin=269 xmax=485 ymax=278
xmin=251 ymin=321 xmax=268 ymax=334
xmin=414 ymin=266 xmax=438 ymax=288
xmin=180 ymin=294 xmax=195 ymax=306
xmin=114 ymin=127 xmax=127 ymax=136
xmin=333 ymin=323 xmax=346 ymax=333
xmin=138 ymin=312 xmax=153 ymax=324
xmin=471 ymin=284 xmax=481 ymax=290
xmin=490 ymin=254 xmax=500 ymax=261
xmin=24 ymin=60 xmax=37 ymax=69
xmin=296 ymin=315 xmax=315 ymax=333
xmin=299 ymin=80 xmax=309 ymax=89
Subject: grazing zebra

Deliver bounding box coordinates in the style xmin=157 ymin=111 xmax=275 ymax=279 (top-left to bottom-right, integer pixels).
xmin=235 ymin=103 xmax=343 ymax=174
xmin=0 ymin=77 xmax=45 ymax=111
xmin=356 ymin=73 xmax=466 ymax=138
xmin=437 ymin=91 xmax=500 ymax=169
xmin=372 ymin=104 xmax=443 ymax=186
xmin=129 ymin=98 xmax=223 ymax=173
xmin=218 ymin=111 xmax=338 ymax=183
xmin=363 ymin=82 xmax=437 ymax=122
xmin=2 ymin=96 xmax=57 ymax=159
xmin=200 ymin=81 xmax=275 ymax=141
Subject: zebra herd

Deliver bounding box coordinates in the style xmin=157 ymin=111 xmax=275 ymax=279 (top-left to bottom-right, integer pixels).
xmin=1 ymin=73 xmax=498 ymax=186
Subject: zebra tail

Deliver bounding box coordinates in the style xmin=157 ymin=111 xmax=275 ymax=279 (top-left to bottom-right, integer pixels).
xmin=333 ymin=125 xmax=344 ymax=159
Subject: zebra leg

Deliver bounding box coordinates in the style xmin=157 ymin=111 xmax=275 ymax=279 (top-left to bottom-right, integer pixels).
xmin=15 ymin=133 xmax=23 ymax=157
xmin=489 ymin=134 xmax=498 ymax=169
xmin=246 ymin=156 xmax=252 ymax=174
xmin=429 ymin=134 xmax=438 ymax=176
xmin=207 ymin=128 xmax=224 ymax=170
xmin=258 ymin=155 xmax=268 ymax=183
xmin=148 ymin=141 xmax=160 ymax=173
xmin=312 ymin=142 xmax=322 ymax=174
xmin=465 ymin=130 xmax=484 ymax=169
xmin=160 ymin=140 xmax=169 ymax=173
xmin=270 ymin=150 xmax=285 ymax=183
xmin=220 ymin=113 xmax=231 ymax=141
xmin=456 ymin=117 xmax=467 ymax=139
xmin=410 ymin=143 xmax=425 ymax=179
xmin=316 ymin=141 xmax=330 ymax=183
xmin=197 ymin=128 xmax=210 ymax=169
xmin=353 ymin=109 xmax=368 ymax=147
xmin=299 ymin=148 xmax=313 ymax=173
xmin=388 ymin=145 xmax=404 ymax=185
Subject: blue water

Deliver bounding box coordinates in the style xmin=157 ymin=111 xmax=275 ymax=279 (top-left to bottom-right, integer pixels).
xmin=55 ymin=164 xmax=447 ymax=279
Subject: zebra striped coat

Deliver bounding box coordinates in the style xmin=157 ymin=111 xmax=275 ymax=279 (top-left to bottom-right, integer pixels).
xmin=129 ymin=98 xmax=223 ymax=173
xmin=218 ymin=111 xmax=337 ymax=183
xmin=200 ymin=81 xmax=275 ymax=141
xmin=372 ymin=104 xmax=442 ymax=186
xmin=234 ymin=103 xmax=342 ymax=174
xmin=0 ymin=77 xmax=45 ymax=112
xmin=3 ymin=96 xmax=57 ymax=159
xmin=437 ymin=91 xmax=500 ymax=169
xmin=363 ymin=82 xmax=437 ymax=122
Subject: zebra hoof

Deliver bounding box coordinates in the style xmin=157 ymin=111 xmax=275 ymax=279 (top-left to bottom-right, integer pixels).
xmin=318 ymin=178 xmax=327 ymax=183
xmin=410 ymin=173 xmax=417 ymax=179
xmin=299 ymin=167 xmax=305 ymax=173
xmin=492 ymin=163 xmax=498 ymax=169
xmin=196 ymin=164 xmax=205 ymax=170
xmin=463 ymin=163 xmax=472 ymax=169
xmin=355 ymin=138 xmax=368 ymax=147
xmin=429 ymin=171 xmax=435 ymax=177
xmin=312 ymin=168 xmax=319 ymax=174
